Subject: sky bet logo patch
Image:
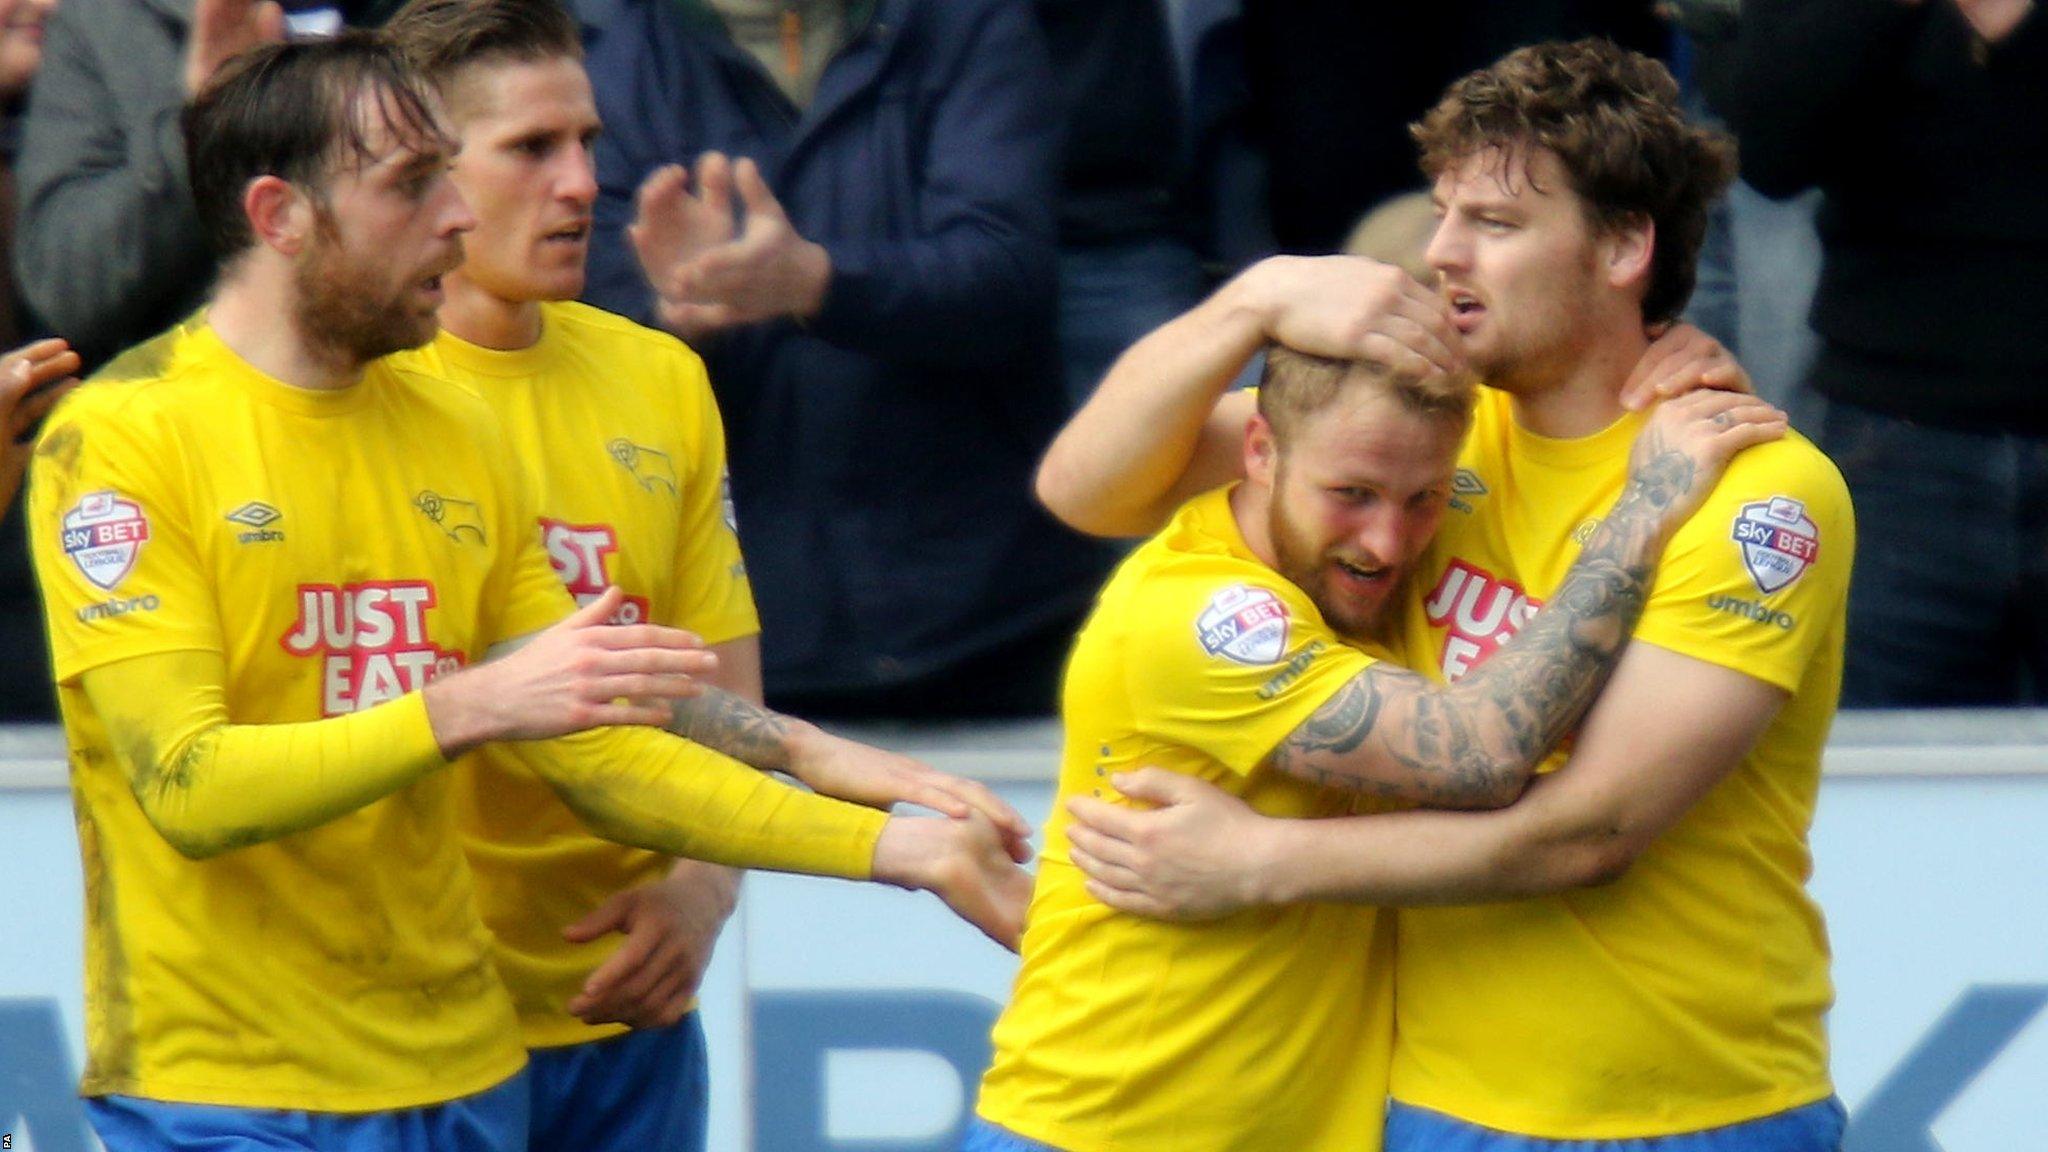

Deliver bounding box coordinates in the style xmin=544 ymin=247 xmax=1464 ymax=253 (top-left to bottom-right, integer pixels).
xmin=1196 ymin=584 xmax=1290 ymax=665
xmin=61 ymin=491 xmax=150 ymax=590
xmin=1731 ymin=496 xmax=1819 ymax=594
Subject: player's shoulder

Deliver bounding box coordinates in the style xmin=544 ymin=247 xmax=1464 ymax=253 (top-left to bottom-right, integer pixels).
xmin=65 ymin=320 xmax=221 ymax=428
xmin=1110 ymin=532 xmax=1313 ymax=646
xmin=546 ymin=300 xmax=704 ymax=367
xmin=1707 ymin=429 xmax=1852 ymax=531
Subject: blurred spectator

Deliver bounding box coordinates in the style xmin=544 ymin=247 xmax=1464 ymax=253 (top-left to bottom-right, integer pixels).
xmin=581 ymin=0 xmax=1109 ymax=719
xmin=11 ymin=0 xmax=400 ymax=372
xmin=1669 ymin=18 xmax=1824 ymax=426
xmin=1339 ymin=190 xmax=1436 ymax=282
xmin=0 ymin=336 xmax=75 ymax=723
xmin=1241 ymin=0 xmax=1667 ymax=255
xmin=0 ymin=337 xmax=75 ymax=517
xmin=1703 ymin=0 xmax=2048 ymax=704
xmin=1 ymin=0 xmax=53 ymax=350
xmin=1036 ymin=0 xmax=1206 ymax=408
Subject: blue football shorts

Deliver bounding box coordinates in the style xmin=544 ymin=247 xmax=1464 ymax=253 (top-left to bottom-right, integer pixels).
xmin=960 ymin=1116 xmax=1070 ymax=1152
xmin=86 ymin=1067 xmax=530 ymax=1152
xmin=1384 ymin=1097 xmax=1847 ymax=1152
xmin=526 ymin=1011 xmax=709 ymax=1152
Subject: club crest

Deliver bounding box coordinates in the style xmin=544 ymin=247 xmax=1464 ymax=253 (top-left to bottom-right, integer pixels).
xmin=1730 ymin=496 xmax=1820 ymax=595
xmin=61 ymin=491 xmax=151 ymax=590
xmin=1196 ymin=584 xmax=1291 ymax=665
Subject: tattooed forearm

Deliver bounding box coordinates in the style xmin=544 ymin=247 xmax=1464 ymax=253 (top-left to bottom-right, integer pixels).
xmin=668 ymin=687 xmax=797 ymax=773
xmin=1269 ymin=433 xmax=1699 ymax=807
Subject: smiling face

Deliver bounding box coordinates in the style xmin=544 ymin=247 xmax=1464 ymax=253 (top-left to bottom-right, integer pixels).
xmin=291 ymin=88 xmax=474 ymax=363
xmin=440 ymin=55 xmax=601 ymax=308
xmin=1250 ymin=388 xmax=1463 ymax=643
xmin=1425 ymin=145 xmax=1615 ymax=395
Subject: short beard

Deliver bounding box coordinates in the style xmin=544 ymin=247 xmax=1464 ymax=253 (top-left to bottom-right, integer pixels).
xmin=1267 ymin=488 xmax=1398 ymax=646
xmin=292 ymin=209 xmax=446 ymax=368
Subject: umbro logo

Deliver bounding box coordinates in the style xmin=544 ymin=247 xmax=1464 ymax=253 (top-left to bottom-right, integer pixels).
xmin=1450 ymin=469 xmax=1488 ymax=514
xmin=226 ymin=501 xmax=285 ymax=544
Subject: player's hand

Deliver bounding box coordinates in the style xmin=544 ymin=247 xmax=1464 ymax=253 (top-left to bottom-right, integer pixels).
xmin=563 ymin=861 xmax=739 ymax=1029
xmin=630 ymin=155 xmax=739 ymax=340
xmin=1065 ymin=768 xmax=1270 ymax=921
xmin=425 ymin=587 xmax=717 ymax=754
xmin=789 ymin=730 xmax=1034 ymax=863
xmin=185 ymin=0 xmax=286 ymax=96
xmin=871 ymin=813 xmax=1034 ymax=952
xmin=1625 ymin=389 xmax=1788 ymax=539
xmin=659 ymin=158 xmax=831 ymax=334
xmin=1 ymin=338 xmax=82 ymax=514
xmin=1620 ymin=322 xmax=1754 ymax=411
xmin=1243 ymin=255 xmax=1464 ymax=379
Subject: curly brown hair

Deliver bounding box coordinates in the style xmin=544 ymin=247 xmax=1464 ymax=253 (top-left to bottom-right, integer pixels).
xmin=1410 ymin=39 xmax=1736 ymax=324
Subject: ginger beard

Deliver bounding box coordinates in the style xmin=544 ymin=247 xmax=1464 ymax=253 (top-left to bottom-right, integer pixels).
xmin=293 ymin=203 xmax=462 ymax=363
xmin=1265 ymin=466 xmax=1410 ymax=645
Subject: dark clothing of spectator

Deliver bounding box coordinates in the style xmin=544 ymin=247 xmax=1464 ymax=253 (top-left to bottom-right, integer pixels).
xmin=12 ymin=0 xmax=400 ymax=373
xmin=582 ymin=0 xmax=1107 ymax=714
xmin=1036 ymin=0 xmax=1206 ymax=407
xmin=1037 ymin=0 xmax=1188 ymax=249
xmin=1705 ymin=0 xmax=2047 ymax=435
xmin=1244 ymin=1 xmax=1667 ymax=255
xmin=1704 ymin=0 xmax=2048 ymax=704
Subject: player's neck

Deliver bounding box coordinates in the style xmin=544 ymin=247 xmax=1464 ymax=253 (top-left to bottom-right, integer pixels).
xmin=209 ymin=276 xmax=366 ymax=392
xmin=1230 ymin=481 xmax=1281 ymax=571
xmin=440 ymin=272 xmax=545 ymax=351
xmin=1501 ymin=322 xmax=1649 ymax=440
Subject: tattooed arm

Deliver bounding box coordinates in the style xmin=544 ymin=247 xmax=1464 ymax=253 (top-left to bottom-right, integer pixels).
xmin=1261 ymin=390 xmax=1786 ymax=808
xmin=1064 ymin=649 xmax=1789 ymax=916
xmin=665 ymin=670 xmax=1032 ymax=857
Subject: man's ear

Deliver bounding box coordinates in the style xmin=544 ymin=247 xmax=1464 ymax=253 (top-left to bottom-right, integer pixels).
xmin=1245 ymin=412 xmax=1280 ymax=489
xmin=1603 ymin=213 xmax=1655 ymax=296
xmin=244 ymin=175 xmax=316 ymax=257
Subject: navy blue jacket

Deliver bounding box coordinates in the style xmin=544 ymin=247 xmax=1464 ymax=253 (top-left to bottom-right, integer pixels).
xmin=582 ymin=0 xmax=1106 ymax=695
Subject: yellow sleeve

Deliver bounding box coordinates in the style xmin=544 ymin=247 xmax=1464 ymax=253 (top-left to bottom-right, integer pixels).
xmin=662 ymin=350 xmax=758 ymax=642
xmin=513 ymin=724 xmax=887 ymax=878
xmin=1636 ymin=437 xmax=1855 ymax=693
xmin=29 ymin=394 xmax=224 ymax=682
xmin=1124 ymin=566 xmax=1377 ymax=775
xmin=82 ymin=650 xmax=449 ymax=859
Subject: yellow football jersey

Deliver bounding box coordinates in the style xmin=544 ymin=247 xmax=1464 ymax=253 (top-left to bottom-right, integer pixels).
xmin=977 ymin=486 xmax=1396 ymax=1152
xmin=392 ymin=301 xmax=759 ymax=1049
xmin=1390 ymin=388 xmax=1851 ymax=1137
xmin=28 ymin=320 xmax=574 ymax=1110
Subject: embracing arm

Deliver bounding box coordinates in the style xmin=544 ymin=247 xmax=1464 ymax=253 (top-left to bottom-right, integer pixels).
xmin=1070 ymin=643 xmax=1786 ymax=916
xmin=1261 ymin=391 xmax=1784 ymax=808
xmin=1036 ymin=256 xmax=1460 ymax=537
xmin=1262 ymin=646 xmax=1785 ymax=903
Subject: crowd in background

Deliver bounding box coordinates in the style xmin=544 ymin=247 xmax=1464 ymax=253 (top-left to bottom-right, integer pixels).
xmin=0 ymin=0 xmax=2041 ymax=720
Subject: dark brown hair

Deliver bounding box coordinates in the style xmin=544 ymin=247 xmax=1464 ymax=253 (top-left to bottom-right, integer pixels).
xmin=184 ymin=32 xmax=449 ymax=259
xmin=1410 ymin=38 xmax=1737 ymax=323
